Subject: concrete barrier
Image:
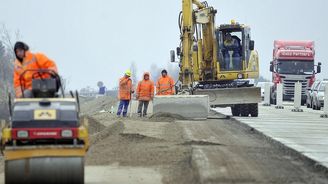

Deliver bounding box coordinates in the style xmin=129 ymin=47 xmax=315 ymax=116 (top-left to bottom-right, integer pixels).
xmin=292 ymin=82 xmax=303 ymax=112
xmin=321 ymin=84 xmax=328 ymax=118
xmin=263 ymin=83 xmax=271 ymax=106
xmin=153 ymin=95 xmax=209 ymax=120
xmin=275 ymin=83 xmax=284 ymax=109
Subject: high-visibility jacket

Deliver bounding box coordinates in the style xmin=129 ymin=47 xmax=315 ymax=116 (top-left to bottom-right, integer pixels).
xmin=13 ymin=51 xmax=58 ymax=98
xmin=156 ymin=75 xmax=175 ymax=95
xmin=137 ymin=73 xmax=154 ymax=101
xmin=118 ymin=76 xmax=133 ymax=100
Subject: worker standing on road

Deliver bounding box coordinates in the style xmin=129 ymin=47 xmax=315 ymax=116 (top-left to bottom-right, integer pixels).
xmin=136 ymin=72 xmax=154 ymax=117
xmin=156 ymin=69 xmax=175 ymax=95
xmin=13 ymin=41 xmax=58 ymax=98
xmin=117 ymin=70 xmax=134 ymax=117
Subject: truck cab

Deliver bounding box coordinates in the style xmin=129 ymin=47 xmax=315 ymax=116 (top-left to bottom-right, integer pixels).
xmin=269 ymin=40 xmax=321 ymax=105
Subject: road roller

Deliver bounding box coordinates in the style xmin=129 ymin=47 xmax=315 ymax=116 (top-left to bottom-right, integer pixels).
xmin=1 ymin=69 xmax=89 ymax=184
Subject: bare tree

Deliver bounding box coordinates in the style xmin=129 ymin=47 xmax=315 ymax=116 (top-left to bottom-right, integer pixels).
xmin=150 ymin=63 xmax=161 ymax=82
xmin=167 ymin=62 xmax=179 ymax=81
xmin=130 ymin=61 xmax=138 ymax=86
xmin=0 ymin=24 xmax=21 ymax=101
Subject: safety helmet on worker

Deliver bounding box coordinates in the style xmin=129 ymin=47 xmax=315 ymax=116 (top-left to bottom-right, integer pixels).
xmin=125 ymin=69 xmax=131 ymax=77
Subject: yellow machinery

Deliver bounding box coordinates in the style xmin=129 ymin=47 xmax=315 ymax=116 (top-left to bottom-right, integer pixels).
xmin=1 ymin=69 xmax=89 ymax=184
xmin=169 ymin=0 xmax=261 ymax=117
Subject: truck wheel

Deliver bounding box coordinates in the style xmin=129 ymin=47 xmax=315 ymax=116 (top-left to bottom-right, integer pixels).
xmin=240 ymin=104 xmax=249 ymax=117
xmin=249 ymin=104 xmax=258 ymax=117
xmin=231 ymin=105 xmax=240 ymax=116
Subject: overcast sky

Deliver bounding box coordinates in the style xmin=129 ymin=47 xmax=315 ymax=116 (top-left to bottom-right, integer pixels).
xmin=1 ymin=0 xmax=327 ymax=90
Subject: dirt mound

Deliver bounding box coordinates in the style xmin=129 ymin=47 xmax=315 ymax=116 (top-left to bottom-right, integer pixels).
xmin=149 ymin=112 xmax=186 ymax=122
xmin=90 ymin=121 xmax=124 ymax=144
xmin=83 ymin=116 xmax=106 ymax=135
xmin=80 ymin=96 xmax=117 ymax=116
xmin=119 ymin=133 xmax=164 ymax=143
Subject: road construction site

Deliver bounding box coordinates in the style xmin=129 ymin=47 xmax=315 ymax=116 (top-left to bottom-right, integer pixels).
xmin=0 ymin=0 xmax=327 ymax=183
xmin=1 ymin=96 xmax=328 ymax=184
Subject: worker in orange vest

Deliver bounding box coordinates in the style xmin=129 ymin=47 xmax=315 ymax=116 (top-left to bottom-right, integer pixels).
xmin=136 ymin=72 xmax=154 ymax=117
xmin=117 ymin=69 xmax=134 ymax=117
xmin=13 ymin=41 xmax=58 ymax=98
xmin=156 ymin=69 xmax=175 ymax=95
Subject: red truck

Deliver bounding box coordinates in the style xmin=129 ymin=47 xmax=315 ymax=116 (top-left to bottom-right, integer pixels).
xmin=269 ymin=40 xmax=321 ymax=104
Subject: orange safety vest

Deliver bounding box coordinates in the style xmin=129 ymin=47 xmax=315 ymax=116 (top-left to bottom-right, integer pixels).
xmin=137 ymin=73 xmax=154 ymax=101
xmin=13 ymin=51 xmax=58 ymax=97
xmin=156 ymin=75 xmax=175 ymax=95
xmin=118 ymin=77 xmax=133 ymax=100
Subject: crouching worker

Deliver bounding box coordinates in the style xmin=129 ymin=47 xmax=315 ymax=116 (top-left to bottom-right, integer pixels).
xmin=136 ymin=72 xmax=154 ymax=117
xmin=13 ymin=41 xmax=58 ymax=98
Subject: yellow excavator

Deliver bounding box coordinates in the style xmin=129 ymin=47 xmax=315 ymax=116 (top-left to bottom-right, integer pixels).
xmin=154 ymin=0 xmax=260 ymax=118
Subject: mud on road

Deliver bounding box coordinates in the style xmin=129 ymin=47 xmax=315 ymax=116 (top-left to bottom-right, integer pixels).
xmin=86 ymin=110 xmax=328 ymax=184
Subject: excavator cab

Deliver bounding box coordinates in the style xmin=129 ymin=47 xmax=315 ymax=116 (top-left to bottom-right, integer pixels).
xmin=216 ymin=22 xmax=255 ymax=74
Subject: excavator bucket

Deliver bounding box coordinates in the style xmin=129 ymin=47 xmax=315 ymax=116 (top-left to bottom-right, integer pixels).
xmin=194 ymin=87 xmax=261 ymax=107
xmin=153 ymin=95 xmax=209 ymax=120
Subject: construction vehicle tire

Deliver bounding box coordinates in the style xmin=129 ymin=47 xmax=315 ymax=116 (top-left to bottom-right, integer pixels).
xmin=231 ymin=105 xmax=240 ymax=116
xmin=240 ymin=104 xmax=249 ymax=117
xmin=249 ymin=103 xmax=258 ymax=117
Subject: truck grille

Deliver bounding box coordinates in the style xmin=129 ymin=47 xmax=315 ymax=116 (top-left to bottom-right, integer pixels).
xmin=282 ymin=79 xmax=308 ymax=96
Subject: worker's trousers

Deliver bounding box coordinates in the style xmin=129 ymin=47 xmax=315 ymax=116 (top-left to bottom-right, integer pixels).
xmin=117 ymin=100 xmax=130 ymax=117
xmin=137 ymin=100 xmax=150 ymax=117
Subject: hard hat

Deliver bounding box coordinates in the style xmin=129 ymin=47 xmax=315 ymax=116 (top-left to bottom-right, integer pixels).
xmin=125 ymin=69 xmax=131 ymax=77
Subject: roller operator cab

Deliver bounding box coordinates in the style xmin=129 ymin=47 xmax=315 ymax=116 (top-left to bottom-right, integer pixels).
xmin=269 ymin=40 xmax=322 ymax=105
xmin=1 ymin=69 xmax=89 ymax=184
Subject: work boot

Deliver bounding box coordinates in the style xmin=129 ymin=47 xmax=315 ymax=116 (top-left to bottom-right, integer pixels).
xmin=138 ymin=113 xmax=142 ymax=117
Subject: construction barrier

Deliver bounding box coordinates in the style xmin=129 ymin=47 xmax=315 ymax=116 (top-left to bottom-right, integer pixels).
xmin=292 ymin=82 xmax=303 ymax=112
xmin=263 ymin=83 xmax=271 ymax=106
xmin=275 ymin=83 xmax=284 ymax=109
xmin=321 ymin=84 xmax=328 ymax=118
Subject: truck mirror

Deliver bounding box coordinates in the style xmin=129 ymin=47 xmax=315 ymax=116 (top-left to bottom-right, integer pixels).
xmin=249 ymin=40 xmax=255 ymax=50
xmin=317 ymin=64 xmax=321 ymax=74
xmin=270 ymin=64 xmax=274 ymax=72
xmin=170 ymin=50 xmax=175 ymax=63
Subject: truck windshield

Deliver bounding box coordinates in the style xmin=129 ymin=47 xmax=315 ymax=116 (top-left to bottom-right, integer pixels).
xmin=277 ymin=60 xmax=314 ymax=75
